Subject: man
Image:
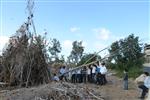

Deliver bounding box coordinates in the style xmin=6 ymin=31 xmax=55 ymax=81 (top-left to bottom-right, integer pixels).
xmin=77 ymin=69 xmax=81 ymax=83
xmin=138 ymin=72 xmax=150 ymax=99
xmin=82 ymin=66 xmax=87 ymax=83
xmin=87 ymin=66 xmax=91 ymax=83
xmin=91 ymin=64 xmax=96 ymax=83
xmin=96 ymin=62 xmax=102 ymax=85
xmin=100 ymin=62 xmax=107 ymax=85
xmin=71 ymin=70 xmax=76 ymax=83
xmin=59 ymin=66 xmax=67 ymax=81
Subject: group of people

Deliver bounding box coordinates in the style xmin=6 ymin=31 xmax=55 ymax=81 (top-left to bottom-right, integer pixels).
xmin=52 ymin=62 xmax=150 ymax=99
xmin=70 ymin=62 xmax=108 ymax=85
xmin=53 ymin=62 xmax=108 ymax=86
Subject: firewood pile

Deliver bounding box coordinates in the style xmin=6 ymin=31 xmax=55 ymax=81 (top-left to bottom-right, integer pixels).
xmin=0 ymin=23 xmax=50 ymax=87
xmin=0 ymin=82 xmax=104 ymax=100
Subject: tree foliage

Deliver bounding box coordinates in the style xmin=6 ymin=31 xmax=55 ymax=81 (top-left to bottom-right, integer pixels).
xmin=48 ymin=38 xmax=62 ymax=61
xmin=108 ymin=34 xmax=144 ymax=78
xmin=68 ymin=41 xmax=84 ymax=65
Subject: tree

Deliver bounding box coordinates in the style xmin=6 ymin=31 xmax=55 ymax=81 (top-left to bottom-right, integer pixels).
xmin=68 ymin=41 xmax=84 ymax=65
xmin=48 ymin=38 xmax=62 ymax=61
xmin=108 ymin=41 xmax=120 ymax=63
xmin=1 ymin=25 xmax=50 ymax=86
xmin=108 ymin=34 xmax=144 ymax=78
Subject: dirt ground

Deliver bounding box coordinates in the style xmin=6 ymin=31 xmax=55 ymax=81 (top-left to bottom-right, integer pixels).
xmin=95 ymin=75 xmax=140 ymax=100
xmin=0 ymin=74 xmax=141 ymax=100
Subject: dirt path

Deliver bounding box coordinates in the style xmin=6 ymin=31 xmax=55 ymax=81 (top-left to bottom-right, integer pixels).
xmin=93 ymin=75 xmax=140 ymax=100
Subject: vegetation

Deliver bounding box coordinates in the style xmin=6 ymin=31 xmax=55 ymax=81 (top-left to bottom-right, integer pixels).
xmin=67 ymin=41 xmax=84 ymax=66
xmin=48 ymin=38 xmax=64 ymax=63
xmin=108 ymin=34 xmax=144 ymax=78
xmin=1 ymin=24 xmax=50 ymax=87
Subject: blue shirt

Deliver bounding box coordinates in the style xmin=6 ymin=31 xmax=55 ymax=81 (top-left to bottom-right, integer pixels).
xmin=96 ymin=66 xmax=101 ymax=73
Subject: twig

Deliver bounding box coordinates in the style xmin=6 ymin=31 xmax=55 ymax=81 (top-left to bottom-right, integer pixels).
xmin=88 ymin=91 xmax=104 ymax=100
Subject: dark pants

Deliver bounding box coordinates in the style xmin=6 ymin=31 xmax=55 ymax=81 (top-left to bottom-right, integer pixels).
xmin=101 ymin=74 xmax=107 ymax=85
xmin=82 ymin=74 xmax=86 ymax=83
xmin=92 ymin=73 xmax=96 ymax=83
xmin=123 ymin=80 xmax=128 ymax=90
xmin=77 ymin=74 xmax=82 ymax=83
xmin=87 ymin=74 xmax=91 ymax=83
xmin=80 ymin=74 xmax=83 ymax=83
xmin=96 ymin=73 xmax=103 ymax=85
xmin=60 ymin=74 xmax=67 ymax=81
xmin=59 ymin=75 xmax=63 ymax=80
xmin=138 ymin=85 xmax=149 ymax=98
xmin=71 ymin=74 xmax=76 ymax=83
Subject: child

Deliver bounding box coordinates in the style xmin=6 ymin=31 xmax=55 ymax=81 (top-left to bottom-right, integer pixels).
xmin=123 ymin=68 xmax=128 ymax=90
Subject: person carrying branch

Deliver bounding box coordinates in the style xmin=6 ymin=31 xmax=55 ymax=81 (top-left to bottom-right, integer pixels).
xmin=100 ymin=62 xmax=107 ymax=85
xmin=138 ymin=72 xmax=150 ymax=99
xmin=82 ymin=66 xmax=87 ymax=83
xmin=92 ymin=64 xmax=96 ymax=83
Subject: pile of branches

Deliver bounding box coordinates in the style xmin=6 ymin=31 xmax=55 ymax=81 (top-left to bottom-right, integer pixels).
xmin=0 ymin=23 xmax=50 ymax=87
xmin=0 ymin=82 xmax=104 ymax=100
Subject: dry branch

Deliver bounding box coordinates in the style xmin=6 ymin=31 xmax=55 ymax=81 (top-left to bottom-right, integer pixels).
xmin=0 ymin=23 xmax=50 ymax=87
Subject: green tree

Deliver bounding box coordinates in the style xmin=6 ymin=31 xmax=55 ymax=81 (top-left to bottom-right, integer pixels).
xmin=48 ymin=38 xmax=62 ymax=61
xmin=68 ymin=41 xmax=84 ymax=65
xmin=109 ymin=34 xmax=144 ymax=78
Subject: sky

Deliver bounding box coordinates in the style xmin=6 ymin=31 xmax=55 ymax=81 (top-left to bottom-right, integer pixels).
xmin=0 ymin=0 xmax=150 ymax=58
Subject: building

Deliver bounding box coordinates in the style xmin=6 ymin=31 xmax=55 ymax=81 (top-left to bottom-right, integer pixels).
xmin=144 ymin=44 xmax=150 ymax=63
xmin=144 ymin=44 xmax=150 ymax=67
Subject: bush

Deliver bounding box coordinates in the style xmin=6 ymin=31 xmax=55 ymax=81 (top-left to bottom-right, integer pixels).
xmin=128 ymin=67 xmax=143 ymax=78
xmin=113 ymin=65 xmax=143 ymax=79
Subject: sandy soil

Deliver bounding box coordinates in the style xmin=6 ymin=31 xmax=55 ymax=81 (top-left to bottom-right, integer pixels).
xmin=0 ymin=74 xmax=141 ymax=100
xmin=96 ymin=75 xmax=140 ymax=100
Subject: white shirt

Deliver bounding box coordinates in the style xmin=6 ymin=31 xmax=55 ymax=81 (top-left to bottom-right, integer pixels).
xmin=72 ymin=70 xmax=75 ymax=74
xmin=77 ymin=69 xmax=81 ymax=74
xmin=87 ymin=68 xmax=91 ymax=75
xmin=144 ymin=76 xmax=150 ymax=88
xmin=100 ymin=66 xmax=107 ymax=74
xmin=92 ymin=67 xmax=96 ymax=73
xmin=53 ymin=76 xmax=59 ymax=81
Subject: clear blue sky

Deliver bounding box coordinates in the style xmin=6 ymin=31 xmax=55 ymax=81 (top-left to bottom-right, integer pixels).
xmin=0 ymin=0 xmax=150 ymax=57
